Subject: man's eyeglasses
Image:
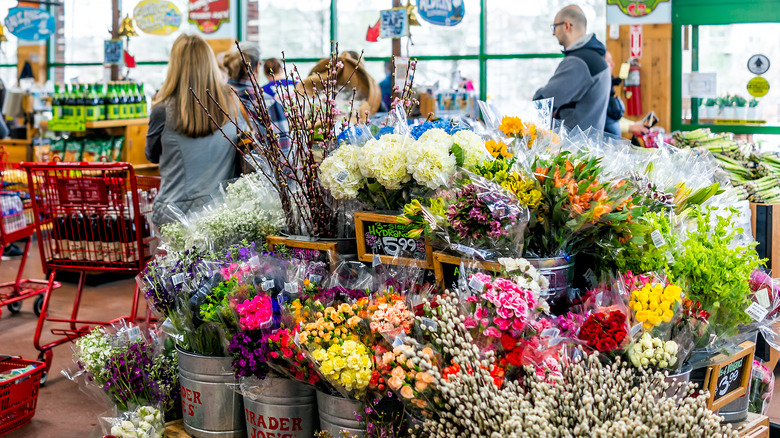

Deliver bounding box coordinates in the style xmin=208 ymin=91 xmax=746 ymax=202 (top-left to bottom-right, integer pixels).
xmin=550 ymin=22 xmax=566 ymax=32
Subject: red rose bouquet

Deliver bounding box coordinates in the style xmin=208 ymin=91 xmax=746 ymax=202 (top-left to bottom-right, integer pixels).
xmin=578 ymin=309 xmax=629 ymax=353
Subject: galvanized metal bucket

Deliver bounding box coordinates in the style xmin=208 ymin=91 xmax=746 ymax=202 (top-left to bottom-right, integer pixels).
xmin=528 ymin=257 xmax=575 ymax=298
xmin=316 ymin=391 xmax=364 ymax=438
xmin=243 ymin=377 xmax=317 ymax=438
xmin=177 ymin=347 xmax=246 ymax=437
xmin=663 ymin=363 xmax=693 ymax=399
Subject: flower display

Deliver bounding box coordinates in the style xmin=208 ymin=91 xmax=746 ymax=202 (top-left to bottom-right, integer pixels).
xmin=577 ymin=309 xmax=629 ymax=353
xmin=446 ymin=182 xmax=524 ymax=244
xmin=451 ymin=130 xmax=490 ymax=169
xmin=484 ymin=139 xmax=513 ymax=160
xmin=358 ymin=134 xmax=412 ymax=190
xmin=629 ymin=282 xmax=682 ymax=329
xmin=405 ymin=129 xmax=458 ymax=190
xmin=311 ymin=340 xmax=373 ymax=393
xmin=463 ymin=272 xmax=538 ymax=341
xmin=319 ymin=143 xmax=365 ymax=199
xmin=472 ymin=159 xmax=543 ymax=209
xmin=367 ymin=291 xmax=414 ymax=337
xmin=236 ymin=295 xmax=274 ymax=330
xmin=749 ymin=360 xmax=774 ymax=415
xmin=375 ymin=342 xmax=438 ymax=411
xmin=108 ymin=405 xmax=165 ymax=438
xmin=628 ymin=333 xmax=678 ymax=369
xmin=266 ymin=329 xmax=322 ymax=387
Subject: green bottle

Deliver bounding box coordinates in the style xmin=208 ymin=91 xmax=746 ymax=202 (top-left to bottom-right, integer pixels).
xmin=97 ymin=83 xmax=107 ymax=120
xmin=107 ymin=83 xmax=121 ymax=120
xmin=52 ymin=84 xmax=62 ymax=120
xmin=118 ymin=83 xmax=129 ymax=119
xmin=85 ymin=84 xmax=99 ymax=121
xmin=62 ymin=84 xmax=73 ymax=119
xmin=75 ymin=84 xmax=86 ymax=120
xmin=138 ymin=84 xmax=148 ymax=118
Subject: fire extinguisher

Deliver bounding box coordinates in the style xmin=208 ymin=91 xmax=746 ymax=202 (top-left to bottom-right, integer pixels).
xmin=625 ymin=61 xmax=642 ymax=117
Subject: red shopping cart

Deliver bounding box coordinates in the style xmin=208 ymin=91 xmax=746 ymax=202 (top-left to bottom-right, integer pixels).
xmin=0 ymin=146 xmax=61 ymax=320
xmin=0 ymin=355 xmax=45 ymax=435
xmin=21 ymin=162 xmax=159 ymax=381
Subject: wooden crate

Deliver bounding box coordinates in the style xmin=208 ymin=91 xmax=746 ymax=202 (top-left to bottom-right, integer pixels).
xmin=266 ymin=235 xmax=340 ymax=271
xmin=735 ymin=413 xmax=769 ymax=438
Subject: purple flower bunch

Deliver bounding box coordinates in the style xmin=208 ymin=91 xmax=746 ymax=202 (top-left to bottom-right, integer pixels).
xmin=447 ymin=184 xmax=518 ymax=241
xmin=102 ymin=340 xmax=161 ymax=411
xmin=140 ymin=247 xmax=209 ymax=318
xmin=228 ymin=331 xmax=272 ymax=379
xmin=552 ymin=312 xmax=585 ymax=338
xmin=316 ymin=286 xmax=368 ymax=304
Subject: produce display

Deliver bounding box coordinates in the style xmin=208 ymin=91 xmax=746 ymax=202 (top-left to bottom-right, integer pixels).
xmin=66 ymin=48 xmax=780 ymax=438
xmin=673 ymin=128 xmax=780 ymax=203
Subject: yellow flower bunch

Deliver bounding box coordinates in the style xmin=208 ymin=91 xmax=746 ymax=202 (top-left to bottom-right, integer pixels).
xmin=498 ymin=116 xmax=525 ymax=137
xmin=312 ymin=340 xmax=373 ymax=392
xmin=300 ymin=300 xmax=367 ymax=348
xmin=484 ymin=139 xmax=513 ymax=160
xmin=629 ymin=283 xmax=682 ymax=330
xmin=502 ymin=174 xmax=543 ymax=209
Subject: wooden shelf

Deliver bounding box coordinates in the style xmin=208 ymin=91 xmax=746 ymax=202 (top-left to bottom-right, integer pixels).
xmin=0 ymin=139 xmax=33 ymax=146
xmin=85 ymin=118 xmax=149 ymax=128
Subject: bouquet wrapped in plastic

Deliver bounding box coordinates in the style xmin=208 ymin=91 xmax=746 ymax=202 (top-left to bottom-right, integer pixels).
xmin=100 ymin=405 xmax=166 ymax=438
xmin=576 ymin=286 xmax=631 ymax=355
xmin=749 ymin=360 xmax=774 ymax=415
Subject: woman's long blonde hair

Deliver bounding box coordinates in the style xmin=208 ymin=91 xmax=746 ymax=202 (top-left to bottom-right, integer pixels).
xmin=153 ymin=33 xmax=232 ymax=138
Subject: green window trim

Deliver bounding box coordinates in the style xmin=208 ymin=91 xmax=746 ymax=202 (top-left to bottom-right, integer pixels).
xmin=671 ymin=0 xmax=780 ymax=134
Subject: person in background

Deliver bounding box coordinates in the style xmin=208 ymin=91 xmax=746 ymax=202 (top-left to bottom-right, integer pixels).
xmin=604 ymin=51 xmax=649 ymax=137
xmin=533 ymin=5 xmax=611 ymax=130
xmin=145 ymin=33 xmax=245 ymax=228
xmin=379 ymin=60 xmax=393 ymax=112
xmin=223 ymin=43 xmax=263 ymax=120
xmin=261 ymin=58 xmax=294 ymax=98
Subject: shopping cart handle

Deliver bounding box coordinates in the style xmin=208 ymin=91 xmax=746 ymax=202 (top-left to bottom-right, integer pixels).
xmin=0 ymin=355 xmax=21 ymax=365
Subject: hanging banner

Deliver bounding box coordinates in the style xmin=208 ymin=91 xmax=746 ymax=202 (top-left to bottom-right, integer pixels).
xmin=133 ymin=0 xmax=182 ymax=36
xmin=188 ymin=0 xmax=230 ymax=34
xmin=606 ymin=0 xmax=671 ymax=25
xmin=416 ymin=0 xmax=464 ymax=27
xmin=380 ymin=8 xmax=409 ymax=39
xmin=4 ymin=7 xmax=55 ymax=41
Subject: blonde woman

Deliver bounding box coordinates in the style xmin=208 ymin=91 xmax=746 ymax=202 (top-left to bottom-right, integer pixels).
xmin=145 ymin=33 xmax=245 ymax=227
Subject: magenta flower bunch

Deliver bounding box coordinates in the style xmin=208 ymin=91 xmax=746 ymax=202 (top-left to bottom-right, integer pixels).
xmin=236 ymin=295 xmax=274 ymax=331
xmin=463 ymin=273 xmax=538 ymax=339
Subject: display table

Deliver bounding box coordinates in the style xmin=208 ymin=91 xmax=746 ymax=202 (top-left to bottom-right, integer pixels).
xmin=165 ymin=420 xmax=191 ymax=438
xmin=735 ymin=412 xmax=769 ymax=437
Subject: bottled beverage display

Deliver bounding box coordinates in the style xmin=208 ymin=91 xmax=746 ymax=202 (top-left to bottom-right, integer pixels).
xmin=51 ymin=81 xmax=149 ymax=122
xmin=0 ymin=194 xmax=28 ymax=234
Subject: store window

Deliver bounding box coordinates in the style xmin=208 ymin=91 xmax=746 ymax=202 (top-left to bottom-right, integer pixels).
xmin=487 ymin=58 xmax=559 ymax=115
xmin=0 ymin=5 xmax=19 ymax=67
xmin=415 ymin=59 xmax=480 ymax=95
xmin=486 ymin=0 xmax=606 ymax=55
xmin=257 ymin=1 xmax=330 ymax=60
xmin=680 ymin=23 xmax=780 ymax=126
xmin=61 ymin=0 xmax=113 ymax=63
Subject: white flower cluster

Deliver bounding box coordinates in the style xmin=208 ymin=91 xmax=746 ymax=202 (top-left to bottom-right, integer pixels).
xmin=411 ymin=294 xmax=736 ymax=438
xmin=160 ymin=173 xmax=285 ymax=252
xmin=74 ymin=327 xmax=111 ymax=382
xmin=629 ymin=332 xmax=679 ymax=369
xmin=320 ymin=129 xmax=490 ymax=197
xmin=497 ymin=257 xmax=551 ymax=296
xmin=109 ymin=405 xmax=164 ymax=438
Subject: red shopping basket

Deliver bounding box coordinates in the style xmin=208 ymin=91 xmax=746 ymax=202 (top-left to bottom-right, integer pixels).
xmin=0 ymin=356 xmax=45 ymax=435
xmin=20 ymin=162 xmax=159 ymax=380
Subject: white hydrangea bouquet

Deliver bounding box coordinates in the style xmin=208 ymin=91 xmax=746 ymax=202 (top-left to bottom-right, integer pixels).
xmin=160 ymin=172 xmax=285 ymax=252
xmin=320 ymin=122 xmax=491 ymax=211
xmin=103 ymin=405 xmax=165 ymax=438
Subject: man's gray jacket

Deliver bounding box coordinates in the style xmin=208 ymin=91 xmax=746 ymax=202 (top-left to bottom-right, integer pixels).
xmin=534 ymin=33 xmax=611 ymax=131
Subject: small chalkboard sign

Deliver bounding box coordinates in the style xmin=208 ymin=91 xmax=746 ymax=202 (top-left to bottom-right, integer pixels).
xmin=266 ymin=236 xmax=339 ymax=271
xmin=432 ymin=252 xmax=501 ymax=291
xmin=703 ymin=340 xmax=755 ymax=410
xmin=354 ymin=212 xmax=432 ymax=269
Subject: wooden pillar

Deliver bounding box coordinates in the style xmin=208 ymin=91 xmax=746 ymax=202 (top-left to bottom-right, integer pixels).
xmin=111 ymin=0 xmax=120 ymax=80
xmin=606 ymin=24 xmax=672 ymax=133
xmin=392 ymin=0 xmax=401 ymax=57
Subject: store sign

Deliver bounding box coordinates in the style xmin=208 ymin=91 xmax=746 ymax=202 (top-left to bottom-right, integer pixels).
xmin=629 ymin=25 xmax=642 ymax=58
xmin=702 ymin=341 xmax=755 ymax=410
xmin=134 ymin=0 xmax=182 ymax=36
xmin=416 ymin=0 xmax=464 ymax=27
xmin=355 ymin=212 xmax=432 ymax=269
xmin=606 ymin=0 xmax=671 ymax=24
xmin=104 ymin=40 xmax=123 ymax=65
xmin=188 ymin=0 xmax=229 ymax=34
xmin=380 ymin=8 xmax=409 ymax=39
xmin=747 ymin=76 xmax=770 ymax=97
xmin=747 ymin=54 xmax=770 ymax=76
xmin=4 ymin=7 xmax=55 ymax=41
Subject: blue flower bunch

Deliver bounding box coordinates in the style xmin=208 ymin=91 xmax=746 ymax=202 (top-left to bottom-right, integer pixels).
xmin=410 ymin=119 xmax=464 ymax=140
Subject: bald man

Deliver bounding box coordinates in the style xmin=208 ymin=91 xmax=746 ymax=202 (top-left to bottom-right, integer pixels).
xmin=533 ymin=5 xmax=611 ymax=131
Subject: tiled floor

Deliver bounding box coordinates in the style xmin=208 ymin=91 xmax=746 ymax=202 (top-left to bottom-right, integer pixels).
xmin=3 ymin=243 xmax=780 ymax=437
xmin=0 ymin=241 xmax=146 ymax=438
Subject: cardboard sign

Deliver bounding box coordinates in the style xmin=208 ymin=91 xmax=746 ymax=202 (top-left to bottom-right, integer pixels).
xmin=703 ymin=340 xmax=755 ymax=410
xmin=354 ymin=212 xmax=432 ymax=269
xmin=432 ymin=252 xmax=501 ymax=291
xmin=133 ymin=0 xmax=182 ymax=36
xmin=104 ymin=40 xmax=123 ymax=65
xmin=48 ymin=117 xmax=86 ymax=132
xmin=416 ymin=0 xmax=464 ymax=27
xmin=266 ymin=236 xmax=339 ymax=271
xmin=380 ymin=7 xmax=409 ymax=39
xmin=4 ymin=7 xmax=55 ymax=41
xmin=188 ymin=0 xmax=229 ymax=34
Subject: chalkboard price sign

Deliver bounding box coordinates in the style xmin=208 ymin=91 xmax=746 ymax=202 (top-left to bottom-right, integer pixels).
xmin=433 ymin=252 xmax=501 ymax=291
xmin=266 ymin=236 xmax=339 ymax=271
xmin=703 ymin=340 xmax=755 ymax=410
xmin=355 ymin=212 xmax=432 ymax=269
